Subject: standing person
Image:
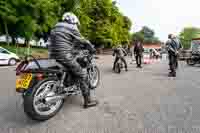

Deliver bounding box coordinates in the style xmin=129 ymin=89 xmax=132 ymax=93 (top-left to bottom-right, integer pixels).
xmin=123 ymin=45 xmax=130 ymax=56
xmin=112 ymin=45 xmax=128 ymax=71
xmin=166 ymin=34 xmax=180 ymax=77
xmin=126 ymin=44 xmax=133 ymax=63
xmin=173 ymin=35 xmax=183 ymax=69
xmin=48 ymin=12 xmax=98 ymax=108
xmin=134 ymin=40 xmax=144 ymax=68
xmin=128 ymin=45 xmax=131 ymax=56
xmin=129 ymin=44 xmax=135 ymax=64
xmin=150 ymin=49 xmax=153 ymax=59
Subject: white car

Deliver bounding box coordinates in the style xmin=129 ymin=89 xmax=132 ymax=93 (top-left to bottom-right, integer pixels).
xmin=0 ymin=46 xmax=20 ymax=65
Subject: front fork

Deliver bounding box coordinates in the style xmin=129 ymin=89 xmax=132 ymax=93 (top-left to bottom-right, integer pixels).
xmin=88 ymin=65 xmax=95 ymax=79
xmin=60 ymin=72 xmax=67 ymax=88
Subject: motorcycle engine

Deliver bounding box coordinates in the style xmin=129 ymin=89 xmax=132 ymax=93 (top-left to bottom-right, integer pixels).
xmin=77 ymin=56 xmax=88 ymax=68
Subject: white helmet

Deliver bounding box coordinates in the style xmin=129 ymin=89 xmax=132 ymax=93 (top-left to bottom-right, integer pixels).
xmin=62 ymin=12 xmax=80 ymax=26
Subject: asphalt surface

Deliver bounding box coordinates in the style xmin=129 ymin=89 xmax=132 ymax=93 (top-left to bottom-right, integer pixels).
xmin=0 ymin=55 xmax=200 ymax=133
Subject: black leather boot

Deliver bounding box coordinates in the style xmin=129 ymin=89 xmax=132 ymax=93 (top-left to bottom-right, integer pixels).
xmin=168 ymin=72 xmax=176 ymax=77
xmin=112 ymin=65 xmax=115 ymax=71
xmin=83 ymin=94 xmax=98 ymax=109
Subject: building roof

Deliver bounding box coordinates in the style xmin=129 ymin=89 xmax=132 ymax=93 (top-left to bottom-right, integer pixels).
xmin=192 ymin=38 xmax=200 ymax=40
xmin=143 ymin=44 xmax=161 ymax=49
xmin=192 ymin=33 xmax=200 ymax=40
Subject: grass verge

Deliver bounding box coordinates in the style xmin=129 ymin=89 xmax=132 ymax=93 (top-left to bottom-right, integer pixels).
xmin=0 ymin=43 xmax=48 ymax=58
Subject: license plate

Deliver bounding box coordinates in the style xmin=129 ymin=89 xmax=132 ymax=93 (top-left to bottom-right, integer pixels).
xmin=16 ymin=73 xmax=32 ymax=90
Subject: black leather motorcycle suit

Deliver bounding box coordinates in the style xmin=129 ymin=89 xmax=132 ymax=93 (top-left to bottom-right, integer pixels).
xmin=48 ymin=22 xmax=95 ymax=96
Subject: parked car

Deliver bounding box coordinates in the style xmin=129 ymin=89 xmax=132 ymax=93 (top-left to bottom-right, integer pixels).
xmin=0 ymin=46 xmax=20 ymax=65
xmin=178 ymin=50 xmax=192 ymax=60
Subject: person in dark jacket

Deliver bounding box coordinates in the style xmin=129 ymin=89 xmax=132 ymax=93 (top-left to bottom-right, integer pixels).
xmin=166 ymin=34 xmax=182 ymax=77
xmin=112 ymin=45 xmax=128 ymax=71
xmin=134 ymin=40 xmax=144 ymax=68
xmin=173 ymin=35 xmax=182 ymax=69
xmin=48 ymin=12 xmax=98 ymax=108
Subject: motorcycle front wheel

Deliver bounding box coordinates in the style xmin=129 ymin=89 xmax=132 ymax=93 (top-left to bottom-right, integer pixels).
xmin=23 ymin=78 xmax=64 ymax=121
xmin=89 ymin=66 xmax=100 ymax=89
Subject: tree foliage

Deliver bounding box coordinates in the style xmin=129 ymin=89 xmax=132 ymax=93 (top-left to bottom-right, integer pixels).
xmin=0 ymin=0 xmax=75 ymax=42
xmin=179 ymin=27 xmax=200 ymax=49
xmin=75 ymin=0 xmax=132 ymax=47
xmin=0 ymin=0 xmax=132 ymax=48
xmin=132 ymin=26 xmax=160 ymax=44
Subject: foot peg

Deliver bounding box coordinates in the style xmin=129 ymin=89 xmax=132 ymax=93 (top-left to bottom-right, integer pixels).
xmin=84 ymin=100 xmax=99 ymax=109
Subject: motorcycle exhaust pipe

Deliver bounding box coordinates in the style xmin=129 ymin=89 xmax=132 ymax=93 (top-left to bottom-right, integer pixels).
xmin=45 ymin=95 xmax=65 ymax=104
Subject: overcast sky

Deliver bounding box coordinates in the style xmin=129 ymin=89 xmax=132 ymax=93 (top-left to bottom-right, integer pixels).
xmin=116 ymin=0 xmax=200 ymax=41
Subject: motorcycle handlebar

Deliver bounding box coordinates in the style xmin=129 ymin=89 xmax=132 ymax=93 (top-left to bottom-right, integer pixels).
xmin=23 ymin=55 xmax=42 ymax=69
xmin=16 ymin=55 xmax=42 ymax=75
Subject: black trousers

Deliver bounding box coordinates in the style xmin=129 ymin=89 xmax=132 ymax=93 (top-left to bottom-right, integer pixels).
xmin=113 ymin=57 xmax=127 ymax=69
xmin=135 ymin=55 xmax=142 ymax=67
xmin=175 ymin=55 xmax=179 ymax=68
xmin=169 ymin=54 xmax=177 ymax=74
xmin=56 ymin=53 xmax=90 ymax=97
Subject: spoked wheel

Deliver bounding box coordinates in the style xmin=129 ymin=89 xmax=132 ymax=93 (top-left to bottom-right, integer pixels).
xmin=23 ymin=78 xmax=64 ymax=121
xmin=89 ymin=66 xmax=100 ymax=89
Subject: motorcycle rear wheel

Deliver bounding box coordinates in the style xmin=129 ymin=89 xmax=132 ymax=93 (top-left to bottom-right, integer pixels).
xmin=115 ymin=63 xmax=121 ymax=73
xmin=23 ymin=78 xmax=64 ymax=121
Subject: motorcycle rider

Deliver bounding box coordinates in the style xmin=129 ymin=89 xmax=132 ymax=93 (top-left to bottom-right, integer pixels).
xmin=48 ymin=12 xmax=98 ymax=108
xmin=112 ymin=45 xmax=128 ymax=71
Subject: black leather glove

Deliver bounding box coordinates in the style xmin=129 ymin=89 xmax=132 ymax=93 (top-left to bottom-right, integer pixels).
xmin=85 ymin=41 xmax=96 ymax=54
xmin=90 ymin=48 xmax=96 ymax=54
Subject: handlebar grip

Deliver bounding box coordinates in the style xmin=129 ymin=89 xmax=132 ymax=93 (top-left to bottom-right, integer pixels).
xmin=24 ymin=55 xmax=42 ymax=69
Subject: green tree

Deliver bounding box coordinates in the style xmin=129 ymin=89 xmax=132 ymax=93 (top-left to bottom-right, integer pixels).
xmin=132 ymin=26 xmax=160 ymax=44
xmin=0 ymin=0 xmax=17 ymax=45
xmin=141 ymin=26 xmax=154 ymax=38
xmin=179 ymin=27 xmax=200 ymax=49
xmin=0 ymin=0 xmax=62 ymax=55
xmin=57 ymin=0 xmax=80 ymax=17
xmin=33 ymin=0 xmax=59 ymax=41
xmin=75 ymin=0 xmax=132 ymax=48
xmin=132 ymin=32 xmax=144 ymax=42
xmin=0 ymin=0 xmax=132 ymax=50
xmin=35 ymin=0 xmax=80 ymax=42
